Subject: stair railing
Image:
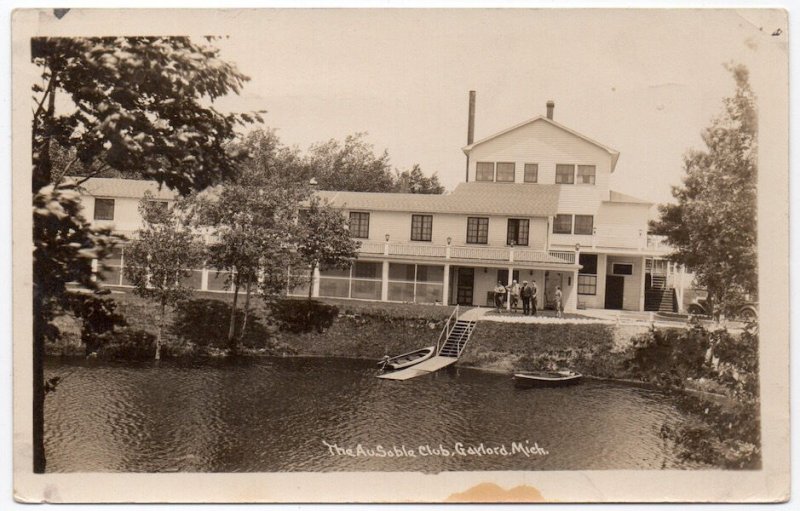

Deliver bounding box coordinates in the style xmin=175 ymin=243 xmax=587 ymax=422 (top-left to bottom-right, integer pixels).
xmin=436 ymin=305 xmax=459 ymax=355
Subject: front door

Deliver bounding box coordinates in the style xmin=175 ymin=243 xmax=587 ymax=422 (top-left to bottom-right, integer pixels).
xmin=605 ymin=275 xmax=625 ymax=309
xmin=456 ymin=267 xmax=474 ymax=306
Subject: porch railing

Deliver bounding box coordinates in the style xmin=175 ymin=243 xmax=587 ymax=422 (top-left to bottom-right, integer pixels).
xmin=355 ymin=241 xmax=578 ymax=266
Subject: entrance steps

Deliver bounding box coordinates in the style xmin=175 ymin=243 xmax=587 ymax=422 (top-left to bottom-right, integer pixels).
xmin=645 ymin=287 xmax=676 ymax=313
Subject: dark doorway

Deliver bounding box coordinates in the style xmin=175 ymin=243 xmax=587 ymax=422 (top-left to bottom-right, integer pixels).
xmin=604 ymin=275 xmax=625 ymax=309
xmin=456 ymin=268 xmax=474 ymax=306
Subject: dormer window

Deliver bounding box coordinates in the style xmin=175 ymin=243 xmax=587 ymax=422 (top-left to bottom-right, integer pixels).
xmin=555 ymin=164 xmax=575 ymax=184
xmin=524 ymin=163 xmax=538 ymax=183
xmin=476 ymin=162 xmax=494 ymax=182
xmin=577 ymin=165 xmax=596 ymax=185
xmin=496 ymin=162 xmax=515 ymax=182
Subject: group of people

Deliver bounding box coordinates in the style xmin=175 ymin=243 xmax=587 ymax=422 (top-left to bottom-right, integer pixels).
xmin=493 ymin=280 xmax=564 ymax=318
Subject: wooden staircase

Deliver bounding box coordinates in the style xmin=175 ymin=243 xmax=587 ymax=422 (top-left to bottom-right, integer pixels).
xmin=437 ymin=319 xmax=477 ymax=358
xmin=645 ymin=287 xmax=677 ymax=313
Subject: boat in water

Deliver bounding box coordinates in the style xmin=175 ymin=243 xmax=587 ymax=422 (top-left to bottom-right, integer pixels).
xmin=513 ymin=370 xmax=583 ymax=388
xmin=378 ymin=346 xmax=436 ymax=372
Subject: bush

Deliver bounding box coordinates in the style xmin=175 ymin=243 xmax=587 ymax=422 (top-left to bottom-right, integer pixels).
xmin=96 ymin=328 xmax=156 ymax=360
xmin=171 ymin=298 xmax=271 ymax=349
xmin=270 ymin=299 xmax=339 ymax=333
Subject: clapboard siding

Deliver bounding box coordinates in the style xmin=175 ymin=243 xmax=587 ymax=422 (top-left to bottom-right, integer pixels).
xmin=342 ymin=209 xmax=547 ymax=249
xmin=468 ymin=119 xmax=613 ymax=210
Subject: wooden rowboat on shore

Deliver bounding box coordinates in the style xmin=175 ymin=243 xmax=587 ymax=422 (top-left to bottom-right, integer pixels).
xmin=513 ymin=370 xmax=583 ymax=388
xmin=378 ymin=346 xmax=435 ymax=372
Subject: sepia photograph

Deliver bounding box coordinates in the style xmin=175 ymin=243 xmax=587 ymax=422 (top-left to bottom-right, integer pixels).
xmin=11 ymin=6 xmax=790 ymax=504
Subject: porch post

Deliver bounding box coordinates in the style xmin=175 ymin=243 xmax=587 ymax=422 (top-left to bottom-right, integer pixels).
xmin=312 ymin=266 xmax=321 ymax=298
xmin=442 ymin=263 xmax=450 ymax=306
xmin=506 ymin=265 xmax=513 ymax=311
xmin=380 ymin=261 xmax=389 ymax=302
xmin=638 ymin=255 xmax=647 ymax=311
xmin=565 ymin=269 xmax=579 ymax=312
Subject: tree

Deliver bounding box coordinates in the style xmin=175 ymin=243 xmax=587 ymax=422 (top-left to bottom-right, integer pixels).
xmin=297 ymin=196 xmax=360 ymax=299
xmin=32 ymin=36 xmax=256 ymax=194
xmin=32 ymin=180 xmax=117 ymax=472
xmin=123 ymin=195 xmax=205 ymax=360
xmin=31 ymin=36 xmax=253 ymax=472
xmin=306 ymin=133 xmax=396 ymax=192
xmin=194 ymin=129 xmax=309 ymax=351
xmin=393 ymin=164 xmax=445 ymax=194
xmin=650 ymin=63 xmax=757 ymax=318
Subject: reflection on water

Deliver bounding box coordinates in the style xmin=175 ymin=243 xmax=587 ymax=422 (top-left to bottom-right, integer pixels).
xmin=44 ymin=357 xmax=701 ymax=472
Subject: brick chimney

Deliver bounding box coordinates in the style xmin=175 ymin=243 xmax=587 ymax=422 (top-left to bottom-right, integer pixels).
xmin=546 ymin=100 xmax=555 ymax=120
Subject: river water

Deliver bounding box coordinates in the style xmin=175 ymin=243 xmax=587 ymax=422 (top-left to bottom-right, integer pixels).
xmin=44 ymin=356 xmax=701 ymax=472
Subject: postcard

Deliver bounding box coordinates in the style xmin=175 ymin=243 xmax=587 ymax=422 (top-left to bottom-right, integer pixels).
xmin=12 ymin=7 xmax=789 ymax=503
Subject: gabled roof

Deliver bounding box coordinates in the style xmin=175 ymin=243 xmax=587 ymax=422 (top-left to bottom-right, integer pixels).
xmin=462 ymin=116 xmax=621 ymax=172
xmin=71 ymin=177 xmax=177 ymax=201
xmin=317 ymin=182 xmax=560 ymax=217
xmin=606 ymin=190 xmax=652 ymax=205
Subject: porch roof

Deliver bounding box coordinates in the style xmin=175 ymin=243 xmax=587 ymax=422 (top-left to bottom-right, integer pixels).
xmin=317 ymin=182 xmax=560 ymax=217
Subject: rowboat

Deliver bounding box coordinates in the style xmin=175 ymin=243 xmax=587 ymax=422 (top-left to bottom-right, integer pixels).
xmin=513 ymin=370 xmax=582 ymax=388
xmin=378 ymin=346 xmax=435 ymax=371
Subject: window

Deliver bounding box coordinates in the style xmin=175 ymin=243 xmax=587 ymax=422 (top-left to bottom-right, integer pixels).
xmin=578 ymin=254 xmax=598 ymax=295
xmin=574 ymin=215 xmax=594 ymax=235
xmin=579 ymin=253 xmax=598 ymax=274
xmin=524 ymin=163 xmax=538 ymax=183
xmin=613 ymin=263 xmax=634 ymax=276
xmin=411 ymin=214 xmax=433 ymax=241
xmin=476 ymin=162 xmax=494 ymax=182
xmin=552 ymin=214 xmax=573 ymax=234
xmin=93 ymin=198 xmax=115 ymax=220
xmin=349 ymin=212 xmax=370 ymax=238
xmin=466 ymin=217 xmax=489 ymax=244
xmin=555 ymin=164 xmax=575 ymax=184
xmin=506 ymin=218 xmax=529 ymax=246
xmin=577 ymin=165 xmax=596 ymax=185
xmin=496 ymin=162 xmax=515 ymax=182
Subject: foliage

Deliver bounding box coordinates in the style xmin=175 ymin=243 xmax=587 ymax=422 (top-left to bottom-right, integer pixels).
xmin=393 ymin=164 xmax=445 ymax=194
xmin=171 ymin=298 xmax=272 ymax=349
xmin=625 ymin=323 xmax=760 ymax=468
xmin=191 ymin=128 xmax=310 ymax=347
xmin=650 ymin=63 xmax=757 ymax=317
xmin=626 ymin=324 xmax=711 ymax=387
xmin=95 ymin=328 xmax=158 ymax=360
xmin=296 ymin=196 xmax=360 ymax=297
xmin=123 ymin=194 xmax=205 ymax=358
xmin=270 ymin=299 xmax=339 ymax=333
xmin=31 ymin=36 xmax=256 ymax=193
xmin=66 ymin=291 xmax=127 ymax=355
xmin=306 ymin=133 xmax=396 ymax=192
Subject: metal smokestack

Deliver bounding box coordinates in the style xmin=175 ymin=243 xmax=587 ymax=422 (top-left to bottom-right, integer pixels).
xmin=546 ymin=100 xmax=555 ymax=120
xmin=466 ymin=90 xmax=476 ymax=181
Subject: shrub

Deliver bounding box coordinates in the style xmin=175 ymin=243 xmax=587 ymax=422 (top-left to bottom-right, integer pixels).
xmin=270 ymin=299 xmax=339 ymax=333
xmin=171 ymin=298 xmax=271 ymax=349
xmin=96 ymin=328 xmax=156 ymax=360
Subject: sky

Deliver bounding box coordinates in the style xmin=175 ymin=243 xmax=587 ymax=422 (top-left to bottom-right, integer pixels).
xmin=203 ymin=9 xmax=786 ymax=206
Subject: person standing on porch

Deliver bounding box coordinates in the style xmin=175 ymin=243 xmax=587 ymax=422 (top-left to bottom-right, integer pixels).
xmin=555 ymin=286 xmax=563 ymax=318
xmin=509 ymin=280 xmax=520 ymax=313
xmin=493 ymin=281 xmax=506 ymax=312
xmin=520 ymin=281 xmax=532 ymax=315
xmin=531 ymin=280 xmax=538 ymax=316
